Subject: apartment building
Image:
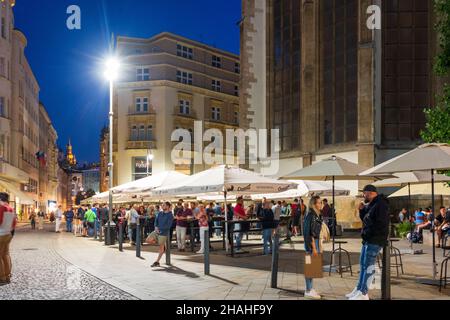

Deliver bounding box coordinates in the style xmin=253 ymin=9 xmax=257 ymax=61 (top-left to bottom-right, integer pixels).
xmin=111 ymin=32 xmax=240 ymax=186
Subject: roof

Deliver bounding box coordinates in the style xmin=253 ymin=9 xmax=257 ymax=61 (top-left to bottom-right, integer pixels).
xmin=117 ymin=32 xmax=239 ymax=60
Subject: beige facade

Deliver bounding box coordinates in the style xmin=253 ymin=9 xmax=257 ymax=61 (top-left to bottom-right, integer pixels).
xmin=110 ymin=32 xmax=240 ymax=186
xmin=38 ymin=103 xmax=58 ymax=213
xmin=0 ymin=0 xmax=60 ymax=217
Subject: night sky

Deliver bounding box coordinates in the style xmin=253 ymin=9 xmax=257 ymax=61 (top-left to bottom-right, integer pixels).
xmin=14 ymin=0 xmax=241 ymax=164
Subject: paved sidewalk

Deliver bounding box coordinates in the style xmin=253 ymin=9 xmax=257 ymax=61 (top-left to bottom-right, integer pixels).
xmin=5 ymin=224 xmax=450 ymax=300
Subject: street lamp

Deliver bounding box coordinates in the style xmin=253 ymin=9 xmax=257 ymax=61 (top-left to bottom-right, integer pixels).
xmin=146 ymin=150 xmax=153 ymax=177
xmin=104 ymin=56 xmax=120 ymax=245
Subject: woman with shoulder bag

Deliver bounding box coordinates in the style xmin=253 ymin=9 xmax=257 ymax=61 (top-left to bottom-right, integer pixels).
xmin=303 ymin=195 xmax=324 ymax=299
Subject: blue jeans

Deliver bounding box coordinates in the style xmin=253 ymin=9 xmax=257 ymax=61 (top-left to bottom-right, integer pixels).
xmin=305 ymin=239 xmax=321 ymax=291
xmin=234 ymin=223 xmax=243 ymax=250
xmin=262 ymin=228 xmax=273 ymax=255
xmin=66 ymin=221 xmax=73 ymax=232
xmin=357 ymin=243 xmax=382 ymax=295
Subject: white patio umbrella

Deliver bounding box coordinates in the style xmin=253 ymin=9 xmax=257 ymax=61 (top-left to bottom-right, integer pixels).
xmin=388 ymin=182 xmax=450 ymax=198
xmin=251 ymin=180 xmax=350 ymax=200
xmin=153 ymin=165 xmax=296 ymax=252
xmin=111 ymin=171 xmax=188 ymax=194
xmin=281 ymin=156 xmax=391 ymax=252
xmin=360 ymin=143 xmax=450 ymax=280
xmin=374 ymin=171 xmax=450 ymax=251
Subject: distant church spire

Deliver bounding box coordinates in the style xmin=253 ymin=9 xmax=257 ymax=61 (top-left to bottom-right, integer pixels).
xmin=66 ymin=139 xmax=77 ymax=166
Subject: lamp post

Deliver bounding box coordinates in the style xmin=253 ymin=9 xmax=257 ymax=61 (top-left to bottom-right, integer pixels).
xmin=104 ymin=57 xmax=120 ymax=245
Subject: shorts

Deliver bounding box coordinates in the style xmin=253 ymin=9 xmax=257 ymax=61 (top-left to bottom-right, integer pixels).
xmin=158 ymin=235 xmax=168 ymax=246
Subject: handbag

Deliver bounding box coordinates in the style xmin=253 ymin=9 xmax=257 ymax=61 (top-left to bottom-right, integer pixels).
xmin=320 ymin=222 xmax=331 ymax=243
xmin=304 ymin=253 xmax=323 ymax=278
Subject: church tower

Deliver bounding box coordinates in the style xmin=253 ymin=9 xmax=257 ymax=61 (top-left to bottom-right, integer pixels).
xmin=65 ymin=139 xmax=77 ymax=167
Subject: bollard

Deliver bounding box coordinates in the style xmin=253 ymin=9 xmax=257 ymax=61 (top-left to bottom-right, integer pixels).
xmin=166 ymin=231 xmax=171 ymax=265
xmin=271 ymin=232 xmax=280 ymax=288
xmin=93 ymin=220 xmax=98 ymax=240
xmin=381 ymin=243 xmax=391 ymax=300
xmin=119 ymin=221 xmax=123 ymax=252
xmin=191 ymin=223 xmax=195 ymax=252
xmin=204 ymin=229 xmax=210 ymax=275
xmin=136 ymin=218 xmax=141 ymax=258
xmin=99 ymin=221 xmax=103 ymax=242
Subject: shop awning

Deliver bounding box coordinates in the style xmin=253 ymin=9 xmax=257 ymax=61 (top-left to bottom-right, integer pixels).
xmin=0 ymin=179 xmax=35 ymax=205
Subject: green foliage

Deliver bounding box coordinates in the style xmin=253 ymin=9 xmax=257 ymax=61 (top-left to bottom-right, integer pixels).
xmin=396 ymin=221 xmax=415 ymax=239
xmin=434 ymin=0 xmax=450 ymax=76
xmin=421 ymin=1 xmax=450 ymax=147
xmin=75 ymin=189 xmax=96 ymax=205
xmin=420 ymin=85 xmax=450 ymax=144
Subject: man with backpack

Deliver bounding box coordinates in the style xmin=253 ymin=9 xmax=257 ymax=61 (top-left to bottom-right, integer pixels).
xmin=0 ymin=192 xmax=17 ymax=285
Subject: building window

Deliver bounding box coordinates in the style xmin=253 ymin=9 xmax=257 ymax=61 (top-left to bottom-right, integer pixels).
xmin=0 ymin=97 xmax=5 ymax=118
xmin=177 ymin=70 xmax=193 ymax=85
xmin=19 ymin=81 xmax=24 ymax=98
xmin=139 ymin=125 xmax=145 ymax=140
xmin=179 ymin=100 xmax=190 ymax=115
xmin=212 ymin=79 xmax=221 ymax=92
xmin=234 ymin=62 xmax=240 ymax=74
xmin=212 ymin=55 xmax=222 ymax=68
xmin=0 ymin=58 xmax=5 ymax=77
xmin=146 ymin=125 xmax=153 ymax=141
xmin=234 ymin=85 xmax=239 ymax=97
xmin=132 ymin=157 xmax=148 ymax=181
xmin=136 ymin=67 xmax=150 ymax=81
xmin=135 ymin=97 xmax=149 ymax=113
xmin=234 ymin=111 xmax=239 ymax=124
xmin=177 ymin=44 xmax=193 ymax=60
xmin=212 ymin=107 xmax=221 ymax=121
xmin=131 ymin=126 xmax=138 ymax=141
xmin=1 ymin=18 xmax=6 ymax=39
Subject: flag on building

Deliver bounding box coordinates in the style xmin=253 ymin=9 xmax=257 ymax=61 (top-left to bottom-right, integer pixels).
xmin=35 ymin=151 xmax=47 ymax=167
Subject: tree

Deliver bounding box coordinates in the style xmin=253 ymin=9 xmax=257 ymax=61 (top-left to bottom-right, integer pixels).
xmin=421 ymin=0 xmax=450 ymax=145
xmin=75 ymin=189 xmax=96 ymax=205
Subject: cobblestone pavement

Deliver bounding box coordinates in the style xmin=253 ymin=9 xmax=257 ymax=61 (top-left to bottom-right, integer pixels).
xmin=0 ymin=225 xmax=138 ymax=300
xmin=2 ymin=223 xmax=449 ymax=300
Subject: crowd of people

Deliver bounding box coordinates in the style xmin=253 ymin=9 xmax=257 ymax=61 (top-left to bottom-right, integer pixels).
xmin=398 ymin=206 xmax=450 ymax=246
xmin=4 ymin=183 xmax=446 ymax=300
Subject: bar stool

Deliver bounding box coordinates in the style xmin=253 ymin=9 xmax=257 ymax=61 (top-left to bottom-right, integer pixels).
xmin=376 ymin=239 xmax=404 ymax=277
xmin=389 ymin=238 xmax=404 ymax=276
xmin=442 ymin=233 xmax=449 ymax=257
xmin=439 ymin=253 xmax=450 ymax=292
xmin=328 ymin=240 xmax=353 ymax=277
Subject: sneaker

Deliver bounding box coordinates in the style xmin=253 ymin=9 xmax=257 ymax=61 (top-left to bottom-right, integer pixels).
xmin=345 ymin=287 xmax=359 ymax=299
xmin=151 ymin=262 xmax=160 ymax=268
xmin=349 ymin=291 xmax=369 ymax=300
xmin=235 ymin=249 xmax=243 ymax=253
xmin=304 ymin=289 xmax=321 ymax=300
xmin=196 ymin=250 xmax=204 ymax=254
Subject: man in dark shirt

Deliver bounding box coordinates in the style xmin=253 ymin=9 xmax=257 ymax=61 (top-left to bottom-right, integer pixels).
xmin=347 ymin=185 xmax=389 ymax=300
xmin=64 ymin=207 xmax=75 ymax=233
xmin=436 ymin=206 xmax=450 ymax=248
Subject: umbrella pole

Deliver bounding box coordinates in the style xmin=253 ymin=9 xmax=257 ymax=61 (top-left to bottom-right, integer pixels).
xmin=431 ymin=169 xmax=436 ymax=279
xmin=224 ymin=190 xmax=229 ymax=253
xmin=408 ymin=183 xmax=413 ymax=250
xmin=332 ymin=176 xmax=335 ymax=254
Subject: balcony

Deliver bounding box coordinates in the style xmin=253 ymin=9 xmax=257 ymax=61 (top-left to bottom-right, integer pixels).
xmin=126 ymin=140 xmax=157 ymax=150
